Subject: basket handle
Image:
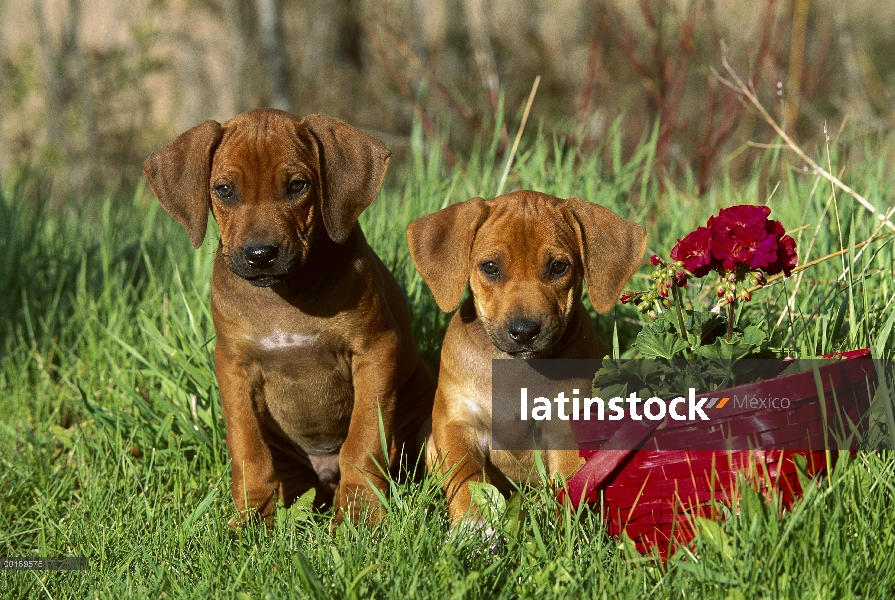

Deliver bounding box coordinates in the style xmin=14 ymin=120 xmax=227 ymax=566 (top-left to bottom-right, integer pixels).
xmin=563 ymin=418 xmax=661 ymax=507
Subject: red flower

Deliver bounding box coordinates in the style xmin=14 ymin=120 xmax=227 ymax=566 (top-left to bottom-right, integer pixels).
xmin=656 ymin=205 xmax=797 ymax=310
xmin=708 ymin=205 xmax=778 ymax=270
xmin=766 ymin=232 xmax=798 ymax=276
xmin=670 ymin=226 xmax=715 ymax=277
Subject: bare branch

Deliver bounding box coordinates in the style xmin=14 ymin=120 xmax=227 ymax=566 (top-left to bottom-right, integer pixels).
xmin=718 ymin=57 xmax=895 ymax=231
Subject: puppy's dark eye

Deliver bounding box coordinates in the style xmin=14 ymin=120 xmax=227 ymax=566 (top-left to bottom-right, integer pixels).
xmin=287 ymin=179 xmax=308 ymax=197
xmin=214 ymin=183 xmax=235 ymax=201
xmin=548 ymin=261 xmax=570 ymax=278
xmin=480 ymin=261 xmax=501 ymax=279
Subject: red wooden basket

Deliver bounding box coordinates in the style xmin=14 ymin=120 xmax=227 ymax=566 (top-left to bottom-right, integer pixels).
xmin=561 ymin=349 xmax=877 ymax=557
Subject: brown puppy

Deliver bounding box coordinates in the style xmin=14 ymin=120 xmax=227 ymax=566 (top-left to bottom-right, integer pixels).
xmin=408 ymin=191 xmax=646 ymax=524
xmin=143 ymin=108 xmax=435 ymax=524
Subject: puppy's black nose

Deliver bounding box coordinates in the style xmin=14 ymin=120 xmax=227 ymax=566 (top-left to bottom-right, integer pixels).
xmin=507 ymin=319 xmax=541 ymax=345
xmin=244 ymin=245 xmax=279 ymax=267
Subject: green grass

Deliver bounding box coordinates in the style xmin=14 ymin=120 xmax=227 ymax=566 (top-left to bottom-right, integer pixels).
xmin=2 ymin=118 xmax=895 ymax=598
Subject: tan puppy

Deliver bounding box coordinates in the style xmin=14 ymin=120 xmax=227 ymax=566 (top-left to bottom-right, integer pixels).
xmin=143 ymin=108 xmax=435 ymax=524
xmin=407 ymin=191 xmax=646 ymax=524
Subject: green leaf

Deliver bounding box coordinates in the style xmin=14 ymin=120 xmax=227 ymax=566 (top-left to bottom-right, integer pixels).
xmin=847 ymin=216 xmax=858 ymax=348
xmin=593 ymin=381 xmax=629 ymax=400
xmin=297 ymin=487 xmax=317 ymax=511
xmin=687 ymin=310 xmax=724 ymax=344
xmin=673 ymin=558 xmax=740 ymax=585
xmin=725 ymin=588 xmax=747 ymax=600
xmin=276 ymin=487 xmax=316 ymax=527
xmin=692 ymin=337 xmax=734 ymax=360
xmin=741 ymin=326 xmax=767 ymax=346
xmin=616 ymin=531 xmax=642 ymax=560
xmin=831 ymin=293 xmax=849 ymax=346
xmin=635 ymin=327 xmax=690 ymax=359
xmin=875 ymin=305 xmax=895 ymax=358
xmin=181 ymin=487 xmax=218 ymax=533
xmin=503 ymin=492 xmax=526 ymax=539
xmin=49 ymin=424 xmax=75 ymax=449
xmin=292 ymin=550 xmax=326 ymax=599
xmin=696 ymin=516 xmax=733 ymax=560
xmin=611 ymin=318 xmax=620 ymax=360
xmin=737 ymin=480 xmax=767 ymax=524
xmin=347 ymin=562 xmax=385 ymax=600
xmin=693 ymin=330 xmax=763 ymax=361
xmin=593 ymin=359 xmax=661 ymax=397
xmin=792 ymin=452 xmax=812 ymax=496
xmin=468 ymin=481 xmax=506 ymax=523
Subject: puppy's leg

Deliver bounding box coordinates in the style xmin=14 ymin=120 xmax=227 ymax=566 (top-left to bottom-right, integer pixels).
xmin=429 ymin=395 xmax=492 ymax=525
xmin=216 ymin=344 xmax=280 ymax=523
xmin=336 ymin=335 xmax=401 ymax=524
xmin=545 ymin=450 xmax=585 ymax=502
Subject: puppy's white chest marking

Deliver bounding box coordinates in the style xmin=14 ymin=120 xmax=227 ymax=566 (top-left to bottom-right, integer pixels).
xmin=254 ymin=329 xmax=318 ymax=350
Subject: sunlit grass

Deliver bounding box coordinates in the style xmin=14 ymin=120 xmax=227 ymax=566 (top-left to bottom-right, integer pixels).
xmin=1 ymin=118 xmax=894 ymax=598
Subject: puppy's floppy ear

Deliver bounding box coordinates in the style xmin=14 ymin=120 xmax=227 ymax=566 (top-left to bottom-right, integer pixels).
xmin=407 ymin=198 xmax=489 ymax=312
xmin=142 ymin=120 xmax=223 ymax=248
xmin=303 ymin=114 xmax=391 ymax=244
xmin=565 ymin=198 xmax=647 ymax=314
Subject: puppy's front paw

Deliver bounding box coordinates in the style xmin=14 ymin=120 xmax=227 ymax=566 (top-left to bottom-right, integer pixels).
xmin=333 ymin=482 xmax=385 ymax=528
xmin=449 ymin=519 xmax=504 ymax=556
xmin=227 ymin=508 xmax=273 ymax=530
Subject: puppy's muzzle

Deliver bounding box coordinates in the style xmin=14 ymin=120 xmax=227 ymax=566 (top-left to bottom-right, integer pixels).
xmin=228 ymin=242 xmax=299 ymax=287
xmin=244 ymin=244 xmax=279 ymax=268
xmin=507 ymin=318 xmax=541 ymax=345
xmin=490 ymin=316 xmax=558 ymax=358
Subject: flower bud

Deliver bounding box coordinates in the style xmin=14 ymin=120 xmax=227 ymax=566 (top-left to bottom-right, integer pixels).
xmin=650 ymin=255 xmax=661 ymax=266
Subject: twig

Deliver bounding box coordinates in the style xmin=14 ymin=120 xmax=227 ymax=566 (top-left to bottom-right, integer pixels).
xmin=576 ymin=12 xmax=605 ymax=125
xmin=717 ymin=57 xmax=895 ymax=231
xmin=774 ymin=183 xmax=837 ymax=329
xmin=784 ymin=0 xmax=809 ymax=129
xmin=713 ymin=228 xmax=895 ymax=313
xmin=765 ymin=230 xmax=895 ymax=286
xmin=496 ymin=76 xmax=540 ymax=197
xmin=825 ymin=122 xmax=849 ymax=283
xmin=373 ymin=21 xmax=482 ymax=132
xmin=463 ymin=0 xmax=507 ymax=149
xmin=835 ymin=204 xmax=895 ymax=283
xmin=364 ymin=23 xmax=456 ymax=166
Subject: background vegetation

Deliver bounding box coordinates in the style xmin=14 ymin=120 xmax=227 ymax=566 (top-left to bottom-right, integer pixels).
xmin=3 ymin=0 xmax=895 ymax=198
